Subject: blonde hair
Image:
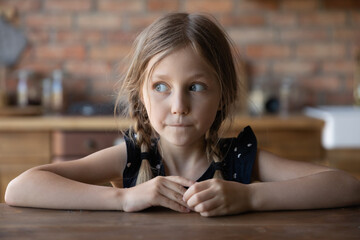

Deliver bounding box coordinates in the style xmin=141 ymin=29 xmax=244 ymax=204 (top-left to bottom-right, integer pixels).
xmin=115 ymin=12 xmax=243 ymax=184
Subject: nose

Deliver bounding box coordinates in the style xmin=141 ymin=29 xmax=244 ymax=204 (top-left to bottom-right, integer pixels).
xmin=171 ymin=89 xmax=190 ymax=115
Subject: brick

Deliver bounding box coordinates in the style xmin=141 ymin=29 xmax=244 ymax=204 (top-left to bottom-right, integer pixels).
xmin=333 ymin=28 xmax=360 ymax=41
xmin=17 ymin=60 xmax=61 ymax=74
xmin=246 ymin=62 xmax=269 ymax=77
xmin=300 ymin=76 xmax=341 ymax=92
xmin=89 ymin=45 xmax=131 ymax=61
xmin=16 ymin=47 xmax=34 ymax=66
xmin=325 ymin=92 xmax=354 ymax=105
xmin=127 ymin=14 xmax=162 ymax=30
xmin=220 ymin=14 xmax=265 ymax=27
xmin=2 ymin=0 xmax=41 ymax=12
xmin=26 ymin=29 xmax=49 ymax=43
xmin=299 ymin=12 xmax=346 ymax=26
xmin=345 ymin=76 xmax=357 ymax=91
xmin=44 ymin=0 xmax=92 ymax=12
xmin=282 ymin=0 xmax=318 ymax=11
xmin=26 ymin=14 xmax=72 ymax=29
xmin=55 ymin=30 xmax=103 ymax=44
xmin=323 ymin=0 xmax=360 ymax=10
xmin=267 ymin=13 xmax=296 ymax=27
xmin=245 ymin=44 xmax=291 ymax=59
xmin=280 ymin=29 xmax=329 ymax=42
xmin=352 ymin=12 xmax=360 ymax=25
xmin=91 ymin=77 xmax=118 ymax=93
xmin=35 ymin=45 xmax=86 ymax=60
xmin=296 ymin=44 xmax=346 ymax=59
xmin=76 ymin=14 xmax=122 ymax=30
xmin=238 ymin=0 xmax=279 ymax=12
xmin=323 ymin=61 xmax=354 ymax=74
xmin=105 ymin=32 xmax=137 ymax=43
xmin=185 ymin=0 xmax=233 ymax=13
xmin=228 ymin=29 xmax=276 ymax=44
xmin=64 ymin=61 xmax=112 ymax=77
xmin=98 ymin=0 xmax=143 ymax=13
xmin=147 ymin=0 xmax=179 ymax=11
xmin=273 ymin=61 xmax=317 ymax=75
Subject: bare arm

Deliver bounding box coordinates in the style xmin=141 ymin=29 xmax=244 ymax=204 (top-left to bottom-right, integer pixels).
xmin=184 ymin=150 xmax=360 ymax=217
xmin=5 ymin=142 xmax=194 ymax=212
xmin=5 ymin=143 xmax=127 ymax=210
xmin=249 ymin=150 xmax=360 ymax=211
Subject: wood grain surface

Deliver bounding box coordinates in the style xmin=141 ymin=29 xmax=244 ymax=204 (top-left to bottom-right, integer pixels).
xmin=0 ymin=204 xmax=359 ymax=240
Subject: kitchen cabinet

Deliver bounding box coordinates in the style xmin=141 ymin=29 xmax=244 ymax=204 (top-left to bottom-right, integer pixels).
xmin=0 ymin=115 xmax=325 ymax=202
xmin=52 ymin=131 xmax=122 ymax=162
xmin=0 ymin=132 xmax=51 ymax=202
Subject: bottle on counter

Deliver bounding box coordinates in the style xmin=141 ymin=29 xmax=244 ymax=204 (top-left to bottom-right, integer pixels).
xmin=354 ymin=51 xmax=360 ymax=106
xmin=17 ymin=69 xmax=29 ymax=108
xmin=42 ymin=78 xmax=52 ymax=114
xmin=279 ymin=77 xmax=293 ymax=117
xmin=51 ymin=69 xmax=63 ymax=114
xmin=248 ymin=77 xmax=265 ymax=116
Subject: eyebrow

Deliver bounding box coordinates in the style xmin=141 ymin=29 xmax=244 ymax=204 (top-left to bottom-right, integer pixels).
xmin=150 ymin=72 xmax=209 ymax=81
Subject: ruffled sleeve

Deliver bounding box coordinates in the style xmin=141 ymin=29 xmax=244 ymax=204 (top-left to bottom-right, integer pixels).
xmin=122 ymin=131 xmax=142 ymax=188
xmin=220 ymin=126 xmax=257 ymax=184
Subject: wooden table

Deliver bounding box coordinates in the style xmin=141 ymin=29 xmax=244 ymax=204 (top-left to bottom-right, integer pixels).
xmin=0 ymin=204 xmax=359 ymax=240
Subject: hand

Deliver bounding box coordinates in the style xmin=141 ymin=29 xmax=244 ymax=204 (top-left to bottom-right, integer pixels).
xmin=122 ymin=176 xmax=194 ymax=213
xmin=183 ymin=179 xmax=252 ymax=217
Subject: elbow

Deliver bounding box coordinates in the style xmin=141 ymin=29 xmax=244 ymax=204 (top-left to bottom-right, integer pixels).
xmin=4 ymin=179 xmax=19 ymax=206
xmin=4 ymin=170 xmax=33 ymax=207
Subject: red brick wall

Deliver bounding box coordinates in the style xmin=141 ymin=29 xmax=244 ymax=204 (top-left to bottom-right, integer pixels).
xmin=2 ymin=0 xmax=360 ymax=108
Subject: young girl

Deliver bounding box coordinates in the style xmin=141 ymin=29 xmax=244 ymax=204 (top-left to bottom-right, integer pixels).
xmin=5 ymin=13 xmax=360 ymax=217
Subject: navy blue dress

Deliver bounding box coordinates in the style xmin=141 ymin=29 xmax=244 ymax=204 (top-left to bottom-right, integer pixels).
xmin=123 ymin=126 xmax=257 ymax=188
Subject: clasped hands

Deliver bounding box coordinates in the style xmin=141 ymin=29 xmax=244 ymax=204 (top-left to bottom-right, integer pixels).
xmin=122 ymin=176 xmax=251 ymax=217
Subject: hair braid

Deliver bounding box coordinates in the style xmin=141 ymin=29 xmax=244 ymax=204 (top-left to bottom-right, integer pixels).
xmin=129 ymin=99 xmax=154 ymax=185
xmin=206 ymin=112 xmax=225 ymax=179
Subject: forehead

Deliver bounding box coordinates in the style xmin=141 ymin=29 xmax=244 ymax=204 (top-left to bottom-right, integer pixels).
xmin=146 ymin=46 xmax=216 ymax=80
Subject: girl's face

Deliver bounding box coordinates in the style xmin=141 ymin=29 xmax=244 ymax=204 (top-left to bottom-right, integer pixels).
xmin=142 ymin=46 xmax=221 ymax=147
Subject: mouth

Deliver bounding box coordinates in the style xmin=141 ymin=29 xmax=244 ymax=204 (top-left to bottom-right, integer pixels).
xmin=166 ymin=124 xmax=192 ymax=127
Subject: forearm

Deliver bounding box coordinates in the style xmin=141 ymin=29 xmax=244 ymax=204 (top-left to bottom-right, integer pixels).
xmin=249 ymin=170 xmax=360 ymax=211
xmin=5 ymin=169 xmax=124 ymax=210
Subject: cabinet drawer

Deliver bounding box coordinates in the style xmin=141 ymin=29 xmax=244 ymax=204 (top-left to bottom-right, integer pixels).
xmin=52 ymin=131 xmax=122 ymax=156
xmin=0 ymin=132 xmax=51 ymax=162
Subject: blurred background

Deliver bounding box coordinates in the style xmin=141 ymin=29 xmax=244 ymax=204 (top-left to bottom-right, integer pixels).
xmin=0 ymin=0 xmax=359 ymax=114
xmin=1 ymin=0 xmax=360 ymax=202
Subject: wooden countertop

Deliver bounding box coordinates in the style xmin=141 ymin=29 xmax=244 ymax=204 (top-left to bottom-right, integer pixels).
xmin=0 ymin=114 xmax=323 ymax=131
xmin=0 ymin=204 xmax=358 ymax=240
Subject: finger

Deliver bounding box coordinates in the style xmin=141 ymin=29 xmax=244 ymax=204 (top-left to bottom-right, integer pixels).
xmin=165 ymin=176 xmax=195 ymax=188
xmin=156 ymin=194 xmax=190 ymax=213
xmin=186 ymin=187 xmax=216 ymax=209
xmin=199 ymin=203 xmax=225 ymax=217
xmin=183 ymin=181 xmax=211 ymax=202
xmin=161 ymin=177 xmax=193 ymax=197
xmin=193 ymin=196 xmax=222 ymax=215
xmin=159 ymin=182 xmax=190 ymax=209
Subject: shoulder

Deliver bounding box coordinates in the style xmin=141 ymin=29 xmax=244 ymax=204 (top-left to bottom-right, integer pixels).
xmin=220 ymin=126 xmax=257 ymax=153
xmin=219 ymin=126 xmax=257 ymax=183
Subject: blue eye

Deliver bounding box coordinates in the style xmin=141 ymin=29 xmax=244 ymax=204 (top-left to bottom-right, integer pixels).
xmin=154 ymin=83 xmax=169 ymax=92
xmin=190 ymin=83 xmax=205 ymax=92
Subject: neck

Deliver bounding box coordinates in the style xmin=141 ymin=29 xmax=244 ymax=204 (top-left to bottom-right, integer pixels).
xmin=158 ymin=138 xmax=210 ymax=180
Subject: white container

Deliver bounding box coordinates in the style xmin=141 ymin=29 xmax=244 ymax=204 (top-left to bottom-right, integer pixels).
xmin=305 ymin=106 xmax=360 ymax=149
